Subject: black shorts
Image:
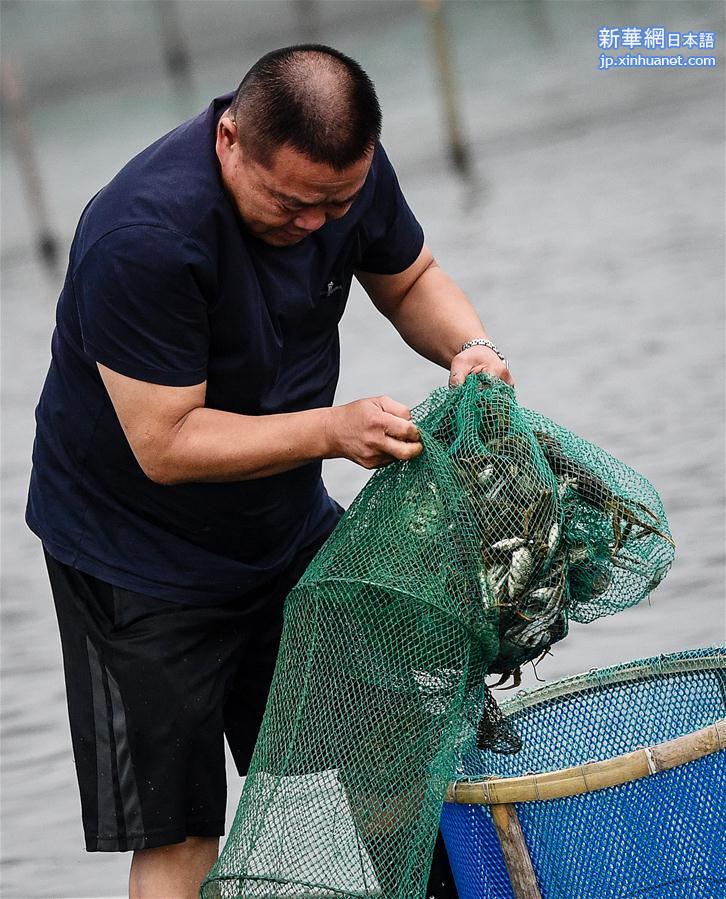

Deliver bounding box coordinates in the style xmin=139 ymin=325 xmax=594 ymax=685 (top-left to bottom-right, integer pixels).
xmin=44 ymin=532 xmax=331 ymax=853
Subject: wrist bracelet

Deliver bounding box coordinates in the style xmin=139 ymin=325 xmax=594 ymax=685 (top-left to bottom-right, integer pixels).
xmin=460 ymin=338 xmax=508 ymax=368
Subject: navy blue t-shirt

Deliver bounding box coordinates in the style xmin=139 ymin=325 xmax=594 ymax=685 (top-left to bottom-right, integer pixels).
xmin=26 ymin=93 xmax=424 ymax=604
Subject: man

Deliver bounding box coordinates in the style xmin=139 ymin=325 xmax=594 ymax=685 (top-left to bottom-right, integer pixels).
xmin=27 ymin=45 xmax=511 ymax=898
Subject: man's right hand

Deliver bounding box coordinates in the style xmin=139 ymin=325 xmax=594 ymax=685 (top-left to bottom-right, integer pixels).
xmin=326 ymin=396 xmax=422 ymax=469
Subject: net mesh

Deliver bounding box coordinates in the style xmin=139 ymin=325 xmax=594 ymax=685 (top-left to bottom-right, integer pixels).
xmin=441 ymin=647 xmax=726 ymax=899
xmin=201 ymin=374 xmax=675 ymax=899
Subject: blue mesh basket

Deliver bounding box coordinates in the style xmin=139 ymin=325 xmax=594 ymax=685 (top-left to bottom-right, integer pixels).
xmin=441 ymin=647 xmax=726 ymax=899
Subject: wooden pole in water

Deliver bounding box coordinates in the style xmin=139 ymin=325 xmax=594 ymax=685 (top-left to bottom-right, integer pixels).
xmin=490 ymin=803 xmax=543 ymax=899
xmin=526 ymin=0 xmax=552 ymax=45
xmin=1 ymin=59 xmax=59 ymax=271
xmin=421 ymin=0 xmax=471 ymax=178
xmin=295 ymin=0 xmax=321 ymax=43
xmin=153 ymin=0 xmax=192 ymax=89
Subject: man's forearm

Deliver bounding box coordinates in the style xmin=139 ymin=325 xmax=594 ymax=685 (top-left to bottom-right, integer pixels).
xmin=158 ymin=405 xmax=335 ymax=484
xmin=359 ymin=250 xmax=513 ymax=388
xmin=385 ymin=262 xmax=489 ymax=367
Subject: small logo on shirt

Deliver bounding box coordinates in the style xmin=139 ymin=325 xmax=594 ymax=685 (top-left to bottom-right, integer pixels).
xmin=324 ymin=281 xmax=343 ymax=297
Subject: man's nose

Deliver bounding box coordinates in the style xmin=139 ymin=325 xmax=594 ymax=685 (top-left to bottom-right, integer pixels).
xmin=292 ymin=208 xmax=327 ymax=232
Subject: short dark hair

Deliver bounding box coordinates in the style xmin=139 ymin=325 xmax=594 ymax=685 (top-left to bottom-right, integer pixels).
xmin=229 ymin=44 xmax=382 ymax=171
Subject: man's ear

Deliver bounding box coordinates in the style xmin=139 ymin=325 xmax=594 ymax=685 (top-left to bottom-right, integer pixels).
xmin=217 ymin=114 xmax=238 ymax=151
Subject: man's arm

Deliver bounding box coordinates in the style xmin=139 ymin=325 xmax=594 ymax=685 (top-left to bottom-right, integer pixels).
xmin=355 ymin=244 xmax=513 ymax=388
xmin=98 ymin=365 xmax=421 ymax=485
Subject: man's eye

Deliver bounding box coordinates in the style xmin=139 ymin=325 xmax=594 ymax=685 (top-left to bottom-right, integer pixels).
xmin=328 ymin=201 xmax=353 ymax=216
xmin=279 ymin=201 xmax=304 ymax=213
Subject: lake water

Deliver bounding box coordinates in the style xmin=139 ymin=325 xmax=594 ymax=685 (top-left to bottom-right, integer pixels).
xmin=1 ymin=2 xmax=724 ymax=896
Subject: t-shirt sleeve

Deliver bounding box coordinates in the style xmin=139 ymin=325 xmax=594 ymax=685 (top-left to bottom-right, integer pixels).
xmin=73 ymin=225 xmax=210 ymax=386
xmin=355 ymin=144 xmax=425 ymax=275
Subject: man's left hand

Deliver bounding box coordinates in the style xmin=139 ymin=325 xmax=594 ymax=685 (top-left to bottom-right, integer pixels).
xmin=449 ymin=345 xmax=514 ymax=389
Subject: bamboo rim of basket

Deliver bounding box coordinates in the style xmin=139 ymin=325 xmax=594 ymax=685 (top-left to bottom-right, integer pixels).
xmin=445 ymin=718 xmax=725 ymax=805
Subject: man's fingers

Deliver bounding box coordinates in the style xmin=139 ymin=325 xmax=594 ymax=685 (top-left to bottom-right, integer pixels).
xmin=337 ymin=396 xmax=424 ymax=469
xmin=381 ymin=434 xmax=424 ymax=462
xmin=449 ymin=359 xmax=515 ymax=389
xmin=376 ymin=394 xmax=412 ymax=421
xmin=475 ymin=361 xmax=515 ymax=387
xmin=382 ymin=411 xmax=420 ymax=443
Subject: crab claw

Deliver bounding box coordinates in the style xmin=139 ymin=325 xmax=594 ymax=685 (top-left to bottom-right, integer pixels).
xmin=490 ymin=667 xmax=522 ymax=690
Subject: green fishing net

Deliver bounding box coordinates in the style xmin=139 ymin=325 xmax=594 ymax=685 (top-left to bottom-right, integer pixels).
xmin=201 ymin=374 xmax=675 ymax=899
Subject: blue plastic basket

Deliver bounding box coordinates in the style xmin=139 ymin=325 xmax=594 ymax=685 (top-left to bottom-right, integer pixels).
xmin=441 ymin=648 xmax=726 ymax=899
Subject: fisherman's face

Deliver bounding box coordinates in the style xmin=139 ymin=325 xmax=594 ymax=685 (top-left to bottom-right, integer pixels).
xmin=216 ymin=114 xmax=372 ymax=247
